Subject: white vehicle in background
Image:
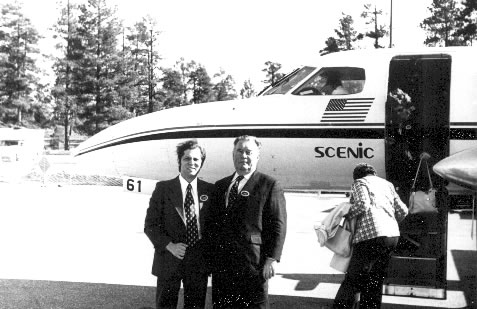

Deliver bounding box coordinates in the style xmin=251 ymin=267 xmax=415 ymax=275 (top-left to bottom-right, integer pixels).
xmin=0 ymin=128 xmax=44 ymax=177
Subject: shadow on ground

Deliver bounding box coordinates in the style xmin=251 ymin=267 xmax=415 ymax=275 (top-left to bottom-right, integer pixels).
xmin=2 ymin=275 xmax=471 ymax=309
xmin=0 ymin=279 xmax=156 ymax=309
xmin=280 ymin=273 xmax=343 ymax=291
xmin=0 ymin=279 xmax=337 ymax=309
xmin=280 ymin=272 xmax=475 ymax=309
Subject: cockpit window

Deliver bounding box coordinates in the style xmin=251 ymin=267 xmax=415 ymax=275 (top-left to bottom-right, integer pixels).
xmin=261 ymin=66 xmax=316 ymax=95
xmin=293 ymin=67 xmax=365 ymax=96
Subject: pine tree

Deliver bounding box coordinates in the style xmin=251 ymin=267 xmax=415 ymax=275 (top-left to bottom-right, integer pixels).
xmin=75 ymin=0 xmax=123 ymax=134
xmin=455 ymin=0 xmax=477 ymax=45
xmin=334 ymin=13 xmax=363 ymax=51
xmin=159 ymin=67 xmax=186 ymax=109
xmin=361 ymin=4 xmax=388 ymax=48
xmin=262 ymin=61 xmax=284 ymax=86
xmin=122 ymin=15 xmax=161 ymax=115
xmin=240 ymin=79 xmax=256 ymax=99
xmin=319 ymin=37 xmax=340 ymax=56
xmin=52 ymin=0 xmax=83 ymax=149
xmin=420 ymin=0 xmax=462 ymax=46
xmin=189 ymin=65 xmax=212 ymax=104
xmin=212 ymin=69 xmax=237 ymax=101
xmin=0 ymin=1 xmax=44 ymax=124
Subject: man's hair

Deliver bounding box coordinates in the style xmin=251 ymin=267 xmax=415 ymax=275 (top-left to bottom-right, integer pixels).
xmin=353 ymin=163 xmax=377 ymax=180
xmin=176 ymin=139 xmax=206 ymax=171
xmin=233 ymin=135 xmax=262 ymax=149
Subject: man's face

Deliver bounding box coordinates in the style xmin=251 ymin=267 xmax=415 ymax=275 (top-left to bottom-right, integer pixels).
xmin=180 ymin=148 xmax=202 ymax=181
xmin=315 ymin=75 xmax=327 ymax=89
xmin=233 ymin=139 xmax=260 ymax=175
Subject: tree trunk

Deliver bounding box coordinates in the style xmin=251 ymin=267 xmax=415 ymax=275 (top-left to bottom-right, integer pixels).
xmin=64 ymin=108 xmax=70 ymax=150
xmin=17 ymin=107 xmax=22 ymax=123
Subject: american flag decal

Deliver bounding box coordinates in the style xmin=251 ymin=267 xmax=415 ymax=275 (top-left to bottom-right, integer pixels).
xmin=320 ymin=98 xmax=374 ymax=123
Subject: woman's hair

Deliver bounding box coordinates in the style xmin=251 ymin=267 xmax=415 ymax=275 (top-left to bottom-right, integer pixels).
xmin=353 ymin=163 xmax=377 ymax=180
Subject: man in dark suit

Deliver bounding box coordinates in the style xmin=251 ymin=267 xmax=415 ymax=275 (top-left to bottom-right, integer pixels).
xmin=206 ymin=135 xmax=287 ymax=309
xmin=145 ymin=140 xmax=215 ymax=309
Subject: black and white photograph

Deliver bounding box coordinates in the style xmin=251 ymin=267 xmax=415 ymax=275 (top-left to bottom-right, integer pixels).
xmin=0 ymin=0 xmax=475 ymax=308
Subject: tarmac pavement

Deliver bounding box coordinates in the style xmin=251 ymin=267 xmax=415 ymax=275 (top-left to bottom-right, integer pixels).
xmin=0 ymin=183 xmax=474 ymax=308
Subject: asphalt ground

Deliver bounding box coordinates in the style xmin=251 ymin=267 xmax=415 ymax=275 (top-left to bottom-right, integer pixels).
xmin=0 ymin=183 xmax=474 ymax=309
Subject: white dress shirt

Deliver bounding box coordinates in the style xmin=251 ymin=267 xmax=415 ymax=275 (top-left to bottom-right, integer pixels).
xmin=179 ymin=175 xmax=201 ymax=237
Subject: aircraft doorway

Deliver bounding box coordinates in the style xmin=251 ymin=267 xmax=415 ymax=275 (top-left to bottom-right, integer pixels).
xmin=384 ymin=55 xmax=451 ymax=298
xmin=385 ymin=54 xmax=450 ymax=194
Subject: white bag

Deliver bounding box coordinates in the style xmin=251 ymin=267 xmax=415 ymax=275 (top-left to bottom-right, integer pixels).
xmin=330 ymin=249 xmax=353 ymax=273
xmin=409 ymin=159 xmax=438 ymax=214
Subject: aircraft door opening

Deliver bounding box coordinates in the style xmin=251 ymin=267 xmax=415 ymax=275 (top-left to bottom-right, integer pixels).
xmin=384 ymin=55 xmax=451 ymax=299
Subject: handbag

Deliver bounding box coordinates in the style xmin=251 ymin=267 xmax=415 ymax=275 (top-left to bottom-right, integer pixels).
xmin=329 ymin=249 xmax=352 ymax=273
xmin=408 ymin=158 xmax=438 ymax=214
xmin=325 ymin=217 xmax=354 ymax=257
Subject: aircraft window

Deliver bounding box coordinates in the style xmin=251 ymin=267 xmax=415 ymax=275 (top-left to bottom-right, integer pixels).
xmin=293 ymin=67 xmax=365 ymax=96
xmin=262 ymin=66 xmax=316 ymax=95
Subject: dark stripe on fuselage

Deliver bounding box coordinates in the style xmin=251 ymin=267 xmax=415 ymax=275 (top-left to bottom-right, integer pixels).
xmin=77 ymin=126 xmax=385 ymax=156
xmin=76 ymin=125 xmax=477 ymax=156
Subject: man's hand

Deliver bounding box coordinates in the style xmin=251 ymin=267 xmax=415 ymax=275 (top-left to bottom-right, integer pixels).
xmin=166 ymin=242 xmax=187 ymax=260
xmin=262 ymin=258 xmax=277 ymax=280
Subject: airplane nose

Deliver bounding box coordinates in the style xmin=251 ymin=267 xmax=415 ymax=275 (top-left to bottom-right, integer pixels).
xmin=433 ymin=146 xmax=477 ymax=190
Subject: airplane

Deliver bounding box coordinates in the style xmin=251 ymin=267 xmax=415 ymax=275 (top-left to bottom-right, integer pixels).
xmin=74 ymin=46 xmax=477 ymax=197
xmin=73 ymin=46 xmax=476 ymax=300
xmin=433 ymin=146 xmax=477 ymax=191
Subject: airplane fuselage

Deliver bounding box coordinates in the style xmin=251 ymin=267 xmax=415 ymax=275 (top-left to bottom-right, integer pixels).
xmin=74 ymin=47 xmax=477 ymax=193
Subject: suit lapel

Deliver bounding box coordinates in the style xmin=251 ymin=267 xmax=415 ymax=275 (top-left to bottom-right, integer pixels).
xmin=170 ymin=177 xmax=186 ymax=225
xmin=197 ymin=180 xmax=205 ymax=211
xmin=228 ymin=171 xmax=259 ymax=211
xmin=221 ymin=174 xmax=235 ymax=206
xmin=241 ymin=171 xmax=259 ymax=196
xmin=197 ymin=179 xmax=209 ymax=229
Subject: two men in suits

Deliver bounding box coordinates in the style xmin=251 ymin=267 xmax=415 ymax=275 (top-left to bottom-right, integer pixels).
xmin=144 ymin=140 xmax=214 ymax=309
xmin=207 ymin=135 xmax=287 ymax=309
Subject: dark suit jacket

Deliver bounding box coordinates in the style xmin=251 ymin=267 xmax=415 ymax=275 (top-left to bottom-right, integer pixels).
xmin=207 ymin=171 xmax=287 ymax=275
xmin=144 ymin=176 xmax=215 ymax=282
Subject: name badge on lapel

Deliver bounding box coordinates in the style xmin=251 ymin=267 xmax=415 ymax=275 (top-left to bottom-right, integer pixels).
xmin=240 ymin=191 xmax=250 ymax=197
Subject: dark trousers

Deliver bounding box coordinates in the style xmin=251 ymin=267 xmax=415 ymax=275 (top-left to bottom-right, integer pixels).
xmin=156 ymin=249 xmax=208 ymax=309
xmin=333 ymin=236 xmax=399 ymax=309
xmin=212 ymin=270 xmax=269 ymax=309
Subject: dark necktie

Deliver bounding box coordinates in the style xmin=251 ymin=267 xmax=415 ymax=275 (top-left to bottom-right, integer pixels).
xmin=185 ymin=184 xmax=199 ymax=246
xmin=227 ymin=175 xmax=244 ymax=208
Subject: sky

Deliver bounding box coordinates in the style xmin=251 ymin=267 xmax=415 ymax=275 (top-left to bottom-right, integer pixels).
xmin=19 ymin=0 xmax=433 ymax=91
